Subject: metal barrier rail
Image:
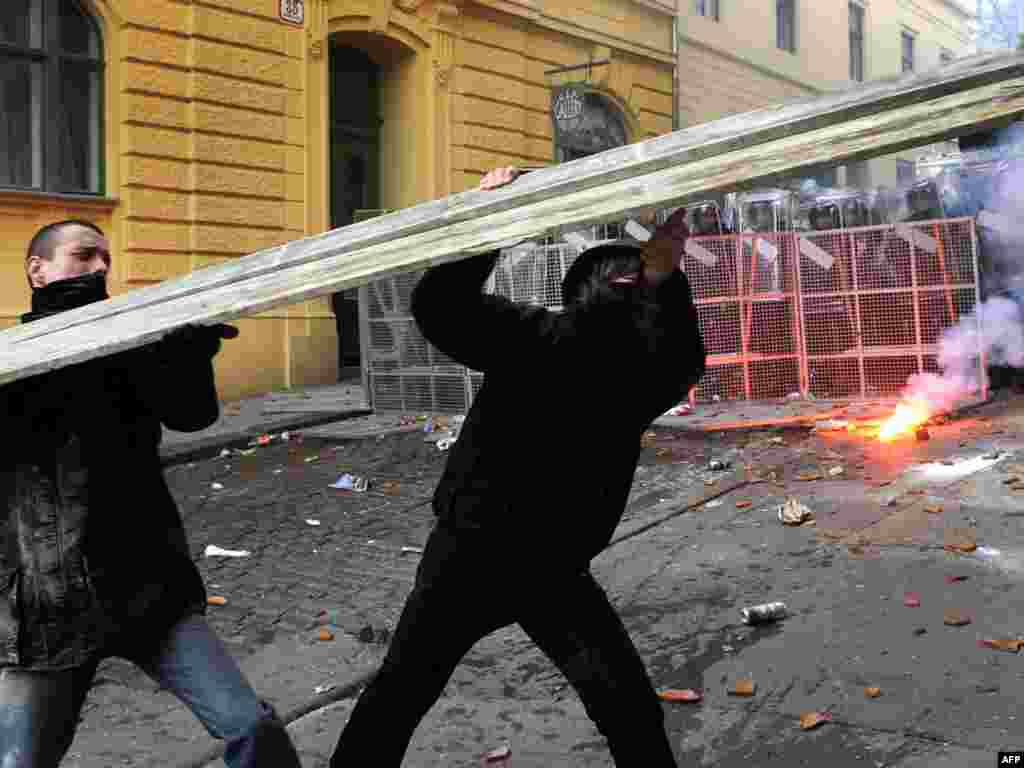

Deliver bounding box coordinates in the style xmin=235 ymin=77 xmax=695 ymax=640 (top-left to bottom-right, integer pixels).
xmin=360 ymin=220 xmax=984 ymax=413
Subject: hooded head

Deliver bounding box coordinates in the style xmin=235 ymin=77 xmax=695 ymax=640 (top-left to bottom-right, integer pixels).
xmin=560 ymin=240 xmax=646 ymax=307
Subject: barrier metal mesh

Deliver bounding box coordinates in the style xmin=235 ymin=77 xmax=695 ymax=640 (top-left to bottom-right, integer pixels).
xmin=361 ymin=217 xmax=982 ymax=413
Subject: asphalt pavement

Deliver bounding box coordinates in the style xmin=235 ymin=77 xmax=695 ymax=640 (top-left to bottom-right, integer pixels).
xmin=60 ymin=383 xmax=1024 ymax=767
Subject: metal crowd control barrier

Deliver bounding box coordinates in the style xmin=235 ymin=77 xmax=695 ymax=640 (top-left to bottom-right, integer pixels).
xmin=360 ymin=219 xmax=983 ymax=413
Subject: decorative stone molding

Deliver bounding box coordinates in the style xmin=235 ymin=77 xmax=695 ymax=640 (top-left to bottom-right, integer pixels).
xmin=394 ymin=0 xmax=427 ymax=12
xmin=307 ymin=0 xmax=326 ymax=58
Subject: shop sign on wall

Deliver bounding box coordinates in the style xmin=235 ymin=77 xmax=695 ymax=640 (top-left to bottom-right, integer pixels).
xmin=551 ymin=85 xmax=586 ymax=144
xmin=280 ymin=0 xmax=304 ymax=25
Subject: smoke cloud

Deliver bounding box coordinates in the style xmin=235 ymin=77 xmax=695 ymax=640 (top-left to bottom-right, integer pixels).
xmin=903 ymin=296 xmax=1024 ymax=413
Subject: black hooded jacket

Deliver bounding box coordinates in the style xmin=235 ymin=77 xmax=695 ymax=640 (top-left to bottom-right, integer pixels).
xmin=411 ymin=250 xmax=706 ymax=569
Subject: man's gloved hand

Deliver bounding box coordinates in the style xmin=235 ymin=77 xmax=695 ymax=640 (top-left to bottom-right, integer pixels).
xmin=159 ymin=323 xmax=239 ymax=363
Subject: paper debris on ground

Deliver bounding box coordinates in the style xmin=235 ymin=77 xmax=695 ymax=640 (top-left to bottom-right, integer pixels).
xmin=943 ymin=610 xmax=972 ymax=626
xmin=204 ymin=545 xmax=251 ymax=558
xmin=484 ymin=745 xmax=512 ymax=763
xmin=778 ymin=498 xmax=814 ymax=526
xmin=978 ymin=638 xmax=1024 ymax=652
xmin=944 ymin=528 xmax=978 ymax=553
xmin=330 ymin=474 xmax=368 ymax=492
xmin=657 ymin=689 xmax=703 ymax=702
xmin=799 ymin=712 xmax=832 ymax=730
xmin=207 ymin=596 xmax=228 ymax=606
xmin=729 ymin=679 xmax=756 ymax=696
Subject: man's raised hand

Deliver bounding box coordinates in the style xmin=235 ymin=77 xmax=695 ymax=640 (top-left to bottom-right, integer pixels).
xmin=478 ymin=166 xmax=522 ymax=191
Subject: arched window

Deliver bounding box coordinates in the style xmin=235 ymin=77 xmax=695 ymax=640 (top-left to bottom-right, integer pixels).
xmin=1 ymin=0 xmax=103 ymax=194
xmin=554 ymin=91 xmax=628 ymax=162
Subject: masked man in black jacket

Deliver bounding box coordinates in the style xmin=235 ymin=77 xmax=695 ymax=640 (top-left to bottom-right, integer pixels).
xmin=0 ymin=221 xmax=302 ymax=767
xmin=330 ymin=167 xmax=706 ymax=767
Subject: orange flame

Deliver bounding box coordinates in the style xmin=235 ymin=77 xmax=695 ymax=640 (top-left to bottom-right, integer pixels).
xmin=878 ymin=399 xmax=931 ymax=442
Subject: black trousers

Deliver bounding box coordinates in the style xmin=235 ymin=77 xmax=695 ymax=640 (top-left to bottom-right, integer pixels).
xmin=329 ymin=522 xmax=677 ymax=767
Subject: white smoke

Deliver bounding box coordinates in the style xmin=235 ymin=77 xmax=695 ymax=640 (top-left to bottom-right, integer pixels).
xmin=903 ymin=296 xmax=1024 ymax=413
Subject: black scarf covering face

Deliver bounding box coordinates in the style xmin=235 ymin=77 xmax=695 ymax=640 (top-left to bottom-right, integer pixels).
xmin=21 ymin=271 xmax=109 ymax=324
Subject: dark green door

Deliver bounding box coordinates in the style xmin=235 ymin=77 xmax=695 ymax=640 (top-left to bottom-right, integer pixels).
xmin=329 ymin=45 xmax=381 ymax=378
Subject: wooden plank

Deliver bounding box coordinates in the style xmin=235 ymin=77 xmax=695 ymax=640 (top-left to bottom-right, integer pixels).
xmin=3 ymin=51 xmax=1024 ymax=385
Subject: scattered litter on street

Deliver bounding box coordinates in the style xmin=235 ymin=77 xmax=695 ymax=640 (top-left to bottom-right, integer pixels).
xmin=828 ymin=466 xmax=844 ymax=477
xmin=709 ymin=459 xmax=731 ymax=471
xmin=778 ymin=498 xmax=814 ymax=526
xmin=318 ymin=628 xmax=335 ymax=641
xmin=657 ymin=689 xmax=702 ymax=702
xmin=903 ymin=593 xmax=921 ymax=608
xmin=207 ymin=596 xmax=228 ymax=606
xmin=257 ymin=435 xmax=271 ymax=446
xmin=814 ymin=419 xmax=848 ymax=432
xmin=978 ymin=638 xmax=1024 ymax=653
xmin=330 ymin=474 xmax=368 ymax=492
xmin=704 ymin=479 xmax=718 ymax=487
xmin=925 ymin=504 xmax=944 ymax=514
xmin=401 ymin=546 xmax=424 ymax=555
xmin=306 ymin=519 xmax=321 ymax=526
xmin=865 ymin=687 xmax=881 ymax=698
xmin=944 ymin=528 xmax=977 ymax=553
xmin=729 ymin=679 xmax=756 ymax=697
xmin=305 ymin=456 xmax=319 ymax=463
xmin=943 ymin=610 xmax=971 ymax=626
xmin=913 ymin=627 xmax=927 ymax=636
xmin=796 ymin=471 xmax=823 ymax=481
xmin=736 ymin=500 xmax=752 ymax=509
xmin=799 ymin=712 xmax=832 ymax=731
xmin=437 ymin=437 xmax=457 ymax=451
xmin=380 ymin=480 xmax=401 ymax=495
xmin=975 ymin=546 xmax=1001 ymax=561
xmin=219 ymin=449 xmax=231 ymax=458
xmin=945 ymin=574 xmax=968 ymax=583
xmin=741 ymin=601 xmax=787 ymax=625
xmin=484 ymin=745 xmax=512 ymax=763
xmin=314 ymin=684 xmax=335 ymax=695
xmin=704 ymin=499 xmax=723 ymax=508
xmin=204 ymin=545 xmax=250 ymax=558
xmin=211 ymin=482 xmax=224 ymax=491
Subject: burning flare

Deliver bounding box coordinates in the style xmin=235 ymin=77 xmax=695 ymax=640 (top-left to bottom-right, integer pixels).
xmin=878 ymin=399 xmax=931 ymax=442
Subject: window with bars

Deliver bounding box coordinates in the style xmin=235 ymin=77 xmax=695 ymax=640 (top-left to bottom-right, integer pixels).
xmin=695 ymin=0 xmax=720 ymax=20
xmin=849 ymin=2 xmax=864 ymax=82
xmin=901 ymin=30 xmax=915 ymax=73
xmin=0 ymin=0 xmax=103 ymax=194
xmin=777 ymin=0 xmax=795 ymax=53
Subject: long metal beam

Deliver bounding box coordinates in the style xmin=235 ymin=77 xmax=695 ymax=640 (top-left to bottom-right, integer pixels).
xmin=2 ymin=50 xmax=1024 ymax=385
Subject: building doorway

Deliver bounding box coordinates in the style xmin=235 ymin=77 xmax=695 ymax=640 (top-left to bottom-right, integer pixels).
xmin=329 ymin=45 xmax=381 ymax=381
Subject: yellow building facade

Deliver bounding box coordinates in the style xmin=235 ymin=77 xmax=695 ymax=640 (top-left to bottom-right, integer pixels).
xmin=0 ymin=0 xmax=675 ymax=401
xmin=676 ymin=0 xmax=975 ymax=186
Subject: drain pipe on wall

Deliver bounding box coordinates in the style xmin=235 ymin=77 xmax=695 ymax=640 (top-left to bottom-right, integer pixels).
xmin=672 ymin=10 xmax=679 ymax=132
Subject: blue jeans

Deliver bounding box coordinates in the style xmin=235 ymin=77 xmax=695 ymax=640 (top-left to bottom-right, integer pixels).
xmin=0 ymin=615 xmax=300 ymax=768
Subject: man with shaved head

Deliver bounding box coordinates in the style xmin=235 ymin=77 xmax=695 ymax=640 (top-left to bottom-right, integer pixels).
xmin=0 ymin=221 xmax=302 ymax=767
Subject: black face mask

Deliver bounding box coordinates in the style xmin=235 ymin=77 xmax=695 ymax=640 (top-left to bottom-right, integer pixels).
xmin=22 ymin=271 xmax=109 ymax=324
